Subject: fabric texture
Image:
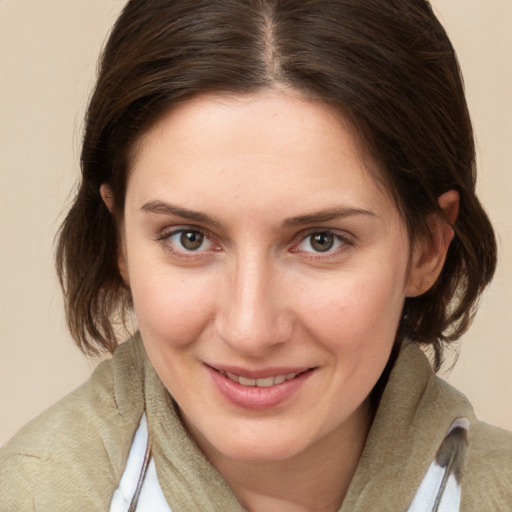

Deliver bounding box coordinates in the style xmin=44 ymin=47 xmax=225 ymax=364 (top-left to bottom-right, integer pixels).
xmin=1 ymin=334 xmax=511 ymax=511
xmin=109 ymin=414 xmax=170 ymax=512
xmin=111 ymin=414 xmax=469 ymax=512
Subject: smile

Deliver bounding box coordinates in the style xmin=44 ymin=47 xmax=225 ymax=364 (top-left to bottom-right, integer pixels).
xmin=207 ymin=365 xmax=315 ymax=410
xmin=218 ymin=370 xmax=304 ymax=388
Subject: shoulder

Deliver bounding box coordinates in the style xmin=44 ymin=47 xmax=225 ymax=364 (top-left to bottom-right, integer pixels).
xmin=387 ymin=344 xmax=512 ymax=510
xmin=425 ymin=363 xmax=512 ymax=509
xmin=461 ymin=419 xmax=512 ymax=510
xmin=0 ymin=336 xmax=145 ymax=511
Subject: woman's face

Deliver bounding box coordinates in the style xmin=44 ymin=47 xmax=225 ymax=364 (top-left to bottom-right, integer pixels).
xmin=120 ymin=90 xmax=416 ymax=462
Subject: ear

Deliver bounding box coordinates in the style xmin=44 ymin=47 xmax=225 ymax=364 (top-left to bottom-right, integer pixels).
xmin=100 ymin=183 xmax=116 ymax=213
xmin=406 ymin=190 xmax=459 ymax=297
xmin=100 ymin=184 xmax=130 ymax=286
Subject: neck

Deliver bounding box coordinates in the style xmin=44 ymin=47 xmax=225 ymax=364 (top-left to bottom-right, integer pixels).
xmin=191 ymin=402 xmax=371 ymax=512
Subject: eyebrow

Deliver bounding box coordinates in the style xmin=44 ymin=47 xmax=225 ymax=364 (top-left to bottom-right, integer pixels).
xmin=140 ymin=200 xmax=223 ymax=228
xmin=141 ymin=200 xmax=377 ymax=229
xmin=281 ymin=207 xmax=378 ymax=228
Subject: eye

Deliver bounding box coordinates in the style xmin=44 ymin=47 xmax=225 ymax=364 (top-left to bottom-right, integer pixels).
xmin=296 ymin=231 xmax=347 ymax=254
xmin=159 ymin=228 xmax=214 ymax=254
xmin=175 ymin=230 xmax=210 ymax=251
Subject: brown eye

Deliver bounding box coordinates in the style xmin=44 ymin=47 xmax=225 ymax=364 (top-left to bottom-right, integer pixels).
xmin=310 ymin=232 xmax=335 ymax=252
xmin=295 ymin=230 xmax=347 ymax=255
xmin=158 ymin=227 xmax=215 ymax=257
xmin=180 ymin=230 xmax=205 ymax=251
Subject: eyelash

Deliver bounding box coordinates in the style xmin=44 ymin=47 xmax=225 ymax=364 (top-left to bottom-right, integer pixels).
xmin=156 ymin=227 xmax=219 ymax=260
xmin=156 ymin=226 xmax=353 ymax=261
xmin=290 ymin=229 xmax=353 ymax=259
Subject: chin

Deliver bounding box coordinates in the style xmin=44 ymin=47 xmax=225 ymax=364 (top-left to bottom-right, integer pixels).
xmin=221 ymin=441 xmax=304 ymax=463
xmin=202 ymin=424 xmax=318 ymax=463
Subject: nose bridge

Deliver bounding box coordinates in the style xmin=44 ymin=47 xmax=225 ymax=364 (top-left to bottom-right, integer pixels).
xmin=216 ymin=247 xmax=291 ymax=354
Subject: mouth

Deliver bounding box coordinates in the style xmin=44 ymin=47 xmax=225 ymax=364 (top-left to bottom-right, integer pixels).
xmin=216 ymin=368 xmax=311 ymax=388
xmin=206 ymin=365 xmax=316 ymax=409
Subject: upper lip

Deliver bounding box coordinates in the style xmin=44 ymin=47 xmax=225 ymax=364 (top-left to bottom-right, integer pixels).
xmin=206 ymin=364 xmax=314 ymax=379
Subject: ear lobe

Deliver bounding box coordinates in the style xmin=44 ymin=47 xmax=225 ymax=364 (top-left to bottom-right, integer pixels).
xmin=406 ymin=190 xmax=459 ymax=297
xmin=100 ymin=184 xmax=130 ymax=286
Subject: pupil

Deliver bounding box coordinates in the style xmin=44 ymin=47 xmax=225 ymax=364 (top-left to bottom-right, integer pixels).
xmin=311 ymin=232 xmax=334 ymax=252
xmin=180 ymin=231 xmax=203 ymax=250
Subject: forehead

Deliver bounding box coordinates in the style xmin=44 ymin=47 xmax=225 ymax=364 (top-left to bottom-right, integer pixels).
xmin=127 ymin=89 xmax=398 ymax=224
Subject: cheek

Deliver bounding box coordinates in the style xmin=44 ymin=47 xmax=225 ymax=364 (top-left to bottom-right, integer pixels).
xmin=128 ymin=265 xmax=219 ymax=399
xmin=299 ymin=271 xmax=406 ymax=413
xmin=128 ymin=262 xmax=218 ymax=345
xmin=297 ymin=267 xmax=406 ymax=353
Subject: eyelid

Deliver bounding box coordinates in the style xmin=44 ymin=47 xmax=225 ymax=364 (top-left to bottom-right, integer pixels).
xmin=156 ymin=225 xmax=221 ymax=259
xmin=290 ymin=228 xmax=354 ymax=257
xmin=157 ymin=224 xmax=209 ymax=240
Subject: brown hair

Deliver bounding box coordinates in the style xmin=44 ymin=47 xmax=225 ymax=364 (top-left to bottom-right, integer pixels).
xmin=56 ymin=0 xmax=496 ymax=368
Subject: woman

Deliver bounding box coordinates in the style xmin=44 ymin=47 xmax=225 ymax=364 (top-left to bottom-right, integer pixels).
xmin=1 ymin=0 xmax=510 ymax=510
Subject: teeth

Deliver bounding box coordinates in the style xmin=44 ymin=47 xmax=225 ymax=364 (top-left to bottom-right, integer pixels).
xmin=255 ymin=377 xmax=275 ymax=388
xmin=274 ymin=375 xmax=286 ymax=385
xmin=239 ymin=376 xmax=256 ymax=386
xmin=220 ymin=370 xmax=301 ymax=387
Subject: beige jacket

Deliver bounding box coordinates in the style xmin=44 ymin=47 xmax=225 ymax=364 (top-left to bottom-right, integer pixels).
xmin=1 ymin=334 xmax=511 ymax=511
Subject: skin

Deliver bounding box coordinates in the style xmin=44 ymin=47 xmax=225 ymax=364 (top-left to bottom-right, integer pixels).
xmin=102 ymin=89 xmax=458 ymax=511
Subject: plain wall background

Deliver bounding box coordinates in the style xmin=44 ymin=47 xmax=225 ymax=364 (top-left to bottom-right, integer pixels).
xmin=1 ymin=0 xmax=511 ymax=445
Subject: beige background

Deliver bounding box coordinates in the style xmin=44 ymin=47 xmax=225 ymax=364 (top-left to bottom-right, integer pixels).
xmin=1 ymin=0 xmax=511 ymax=445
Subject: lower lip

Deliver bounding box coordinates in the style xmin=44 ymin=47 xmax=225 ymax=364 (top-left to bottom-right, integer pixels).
xmin=206 ymin=366 xmax=314 ymax=410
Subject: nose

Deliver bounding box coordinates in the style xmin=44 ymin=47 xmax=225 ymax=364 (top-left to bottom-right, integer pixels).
xmin=215 ymin=251 xmax=294 ymax=357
